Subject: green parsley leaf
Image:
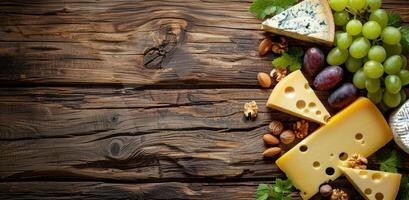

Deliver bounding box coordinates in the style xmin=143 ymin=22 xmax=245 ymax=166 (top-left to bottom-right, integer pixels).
xmin=272 ymin=47 xmax=303 ymax=72
xmin=401 ymin=26 xmax=409 ymax=52
xmin=387 ymin=12 xmax=402 ymax=27
xmin=249 ymin=0 xmax=297 ymax=19
xmin=256 ymin=184 xmax=270 ymax=200
xmin=397 ymin=175 xmax=409 ymax=200
xmin=255 ymin=179 xmax=294 ymax=200
xmin=376 ymin=148 xmax=403 ymax=173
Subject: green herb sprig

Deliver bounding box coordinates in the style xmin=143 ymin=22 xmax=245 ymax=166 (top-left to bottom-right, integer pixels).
xmin=256 ymin=178 xmax=294 ymax=200
xmin=272 ymin=47 xmax=304 ymax=72
xmin=249 ymin=0 xmax=298 ymax=20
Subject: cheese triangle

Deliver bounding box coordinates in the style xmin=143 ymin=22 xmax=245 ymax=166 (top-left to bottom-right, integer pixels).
xmin=262 ymin=0 xmax=335 ymax=46
xmin=339 ymin=167 xmax=401 ymax=200
xmin=266 ymin=70 xmax=330 ymax=124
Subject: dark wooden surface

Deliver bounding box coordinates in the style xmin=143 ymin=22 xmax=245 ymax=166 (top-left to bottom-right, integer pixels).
xmin=0 ymin=0 xmax=408 ymax=199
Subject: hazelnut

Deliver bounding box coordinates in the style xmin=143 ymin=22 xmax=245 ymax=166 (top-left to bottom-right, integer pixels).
xmin=268 ymin=120 xmax=284 ymax=135
xmin=280 ymin=130 xmax=295 ymax=144
xmin=262 ymin=134 xmax=280 ymax=145
xmin=257 ymin=72 xmax=272 ymax=88
xmin=258 ymin=38 xmax=272 ymax=56
xmin=320 ymin=184 xmax=333 ymax=198
xmin=262 ymin=147 xmax=281 ymax=157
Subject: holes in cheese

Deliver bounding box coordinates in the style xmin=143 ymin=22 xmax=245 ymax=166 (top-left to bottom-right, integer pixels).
xmin=339 ymin=167 xmax=401 ymax=200
xmin=266 ymin=70 xmax=331 ymax=124
xmin=275 ymin=98 xmax=393 ymax=199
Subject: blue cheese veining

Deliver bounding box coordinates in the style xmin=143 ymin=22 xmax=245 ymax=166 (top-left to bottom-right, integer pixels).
xmin=261 ymin=0 xmax=334 ymax=46
xmin=389 ymin=100 xmax=409 ymax=154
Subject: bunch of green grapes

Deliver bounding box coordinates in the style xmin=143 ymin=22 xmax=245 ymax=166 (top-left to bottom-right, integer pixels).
xmin=327 ymin=0 xmax=408 ymax=108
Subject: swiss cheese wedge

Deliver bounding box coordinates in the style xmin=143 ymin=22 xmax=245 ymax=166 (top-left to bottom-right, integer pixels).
xmin=276 ymin=98 xmax=393 ymax=199
xmin=339 ymin=167 xmax=401 ymax=200
xmin=261 ymin=0 xmax=335 ymax=46
xmin=266 ymin=70 xmax=330 ymax=124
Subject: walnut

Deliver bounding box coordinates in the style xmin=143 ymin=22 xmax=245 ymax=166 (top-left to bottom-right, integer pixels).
xmin=271 ymin=37 xmax=288 ymax=54
xmin=330 ymin=189 xmax=349 ymax=200
xmin=347 ymin=154 xmax=368 ymax=169
xmin=293 ymin=120 xmax=309 ymax=139
xmin=270 ymin=68 xmax=288 ymax=82
xmin=244 ymin=101 xmax=259 ymax=119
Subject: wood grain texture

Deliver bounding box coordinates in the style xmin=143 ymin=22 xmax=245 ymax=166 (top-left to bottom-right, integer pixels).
xmin=0 ymin=87 xmax=329 ymax=181
xmin=0 ymin=0 xmax=408 ymax=86
xmin=0 ymin=180 xmax=365 ymax=200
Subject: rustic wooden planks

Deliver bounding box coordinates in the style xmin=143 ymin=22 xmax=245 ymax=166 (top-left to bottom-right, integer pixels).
xmin=0 ymin=88 xmax=328 ymax=181
xmin=0 ymin=0 xmax=407 ymax=86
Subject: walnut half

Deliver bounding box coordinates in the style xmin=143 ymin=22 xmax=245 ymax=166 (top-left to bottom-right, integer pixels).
xmin=244 ymin=101 xmax=259 ymax=119
xmin=347 ymin=154 xmax=368 ymax=169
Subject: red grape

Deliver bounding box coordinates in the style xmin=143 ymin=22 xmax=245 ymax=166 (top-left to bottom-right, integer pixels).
xmin=313 ymin=66 xmax=344 ymax=91
xmin=328 ymin=83 xmax=359 ymax=109
xmin=303 ymin=47 xmax=325 ymax=77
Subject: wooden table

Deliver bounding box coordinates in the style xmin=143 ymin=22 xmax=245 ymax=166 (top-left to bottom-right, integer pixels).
xmin=0 ymin=0 xmax=408 ymax=199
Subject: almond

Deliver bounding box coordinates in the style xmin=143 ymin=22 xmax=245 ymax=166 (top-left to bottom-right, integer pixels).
xmin=257 ymin=72 xmax=272 ymax=88
xmin=262 ymin=134 xmax=280 ymax=145
xmin=259 ymin=38 xmax=272 ymax=56
xmin=262 ymin=147 xmax=281 ymax=157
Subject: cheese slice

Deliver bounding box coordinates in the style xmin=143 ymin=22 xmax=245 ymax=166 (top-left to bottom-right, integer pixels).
xmin=266 ymin=70 xmax=330 ymax=124
xmin=339 ymin=167 xmax=401 ymax=200
xmin=276 ymin=98 xmax=393 ymax=199
xmin=262 ymin=0 xmax=335 ymax=46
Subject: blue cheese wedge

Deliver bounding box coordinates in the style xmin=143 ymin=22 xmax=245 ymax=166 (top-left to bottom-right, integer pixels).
xmin=389 ymin=100 xmax=409 ymax=154
xmin=261 ymin=0 xmax=335 ymax=46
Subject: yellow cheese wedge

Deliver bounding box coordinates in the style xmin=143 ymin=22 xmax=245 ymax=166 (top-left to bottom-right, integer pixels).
xmin=275 ymin=98 xmax=393 ymax=199
xmin=266 ymin=70 xmax=330 ymax=124
xmin=261 ymin=0 xmax=335 ymax=46
xmin=339 ymin=167 xmax=401 ymax=200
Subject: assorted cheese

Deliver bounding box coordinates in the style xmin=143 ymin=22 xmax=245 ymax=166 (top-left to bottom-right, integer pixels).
xmin=389 ymin=100 xmax=409 ymax=154
xmin=266 ymin=70 xmax=330 ymax=124
xmin=339 ymin=167 xmax=401 ymax=200
xmin=261 ymin=0 xmax=335 ymax=46
xmin=275 ymin=98 xmax=393 ymax=199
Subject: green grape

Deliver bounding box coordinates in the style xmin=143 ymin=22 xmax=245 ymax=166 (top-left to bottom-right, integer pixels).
xmin=353 ymin=69 xmax=367 ymax=89
xmin=348 ymin=0 xmax=367 ymax=10
xmin=327 ymin=47 xmax=349 ymax=65
xmin=383 ymin=91 xmax=401 ymax=108
xmin=383 ymin=43 xmax=402 ymax=57
xmin=382 ymin=26 xmax=402 ymax=45
xmin=346 ymin=20 xmax=363 ymax=36
xmin=334 ymin=11 xmax=350 ymax=26
xmin=362 ymin=21 xmax=382 ymax=40
xmin=385 ymin=75 xmax=402 ymax=94
xmin=368 ymin=45 xmax=386 ymax=63
xmin=366 ymin=78 xmax=381 ymax=93
xmin=367 ymin=89 xmax=383 ymax=104
xmin=400 ymin=89 xmax=407 ymax=104
xmin=334 ymin=31 xmax=343 ymax=44
xmin=337 ymin=32 xmax=353 ymax=49
xmin=369 ymin=9 xmax=388 ymax=28
xmin=363 ymin=60 xmax=384 ymax=78
xmin=330 ymin=0 xmax=349 ymax=11
xmin=398 ymin=69 xmax=409 ymax=86
xmin=349 ymin=37 xmax=371 ymax=58
xmin=366 ymin=0 xmax=382 ymax=11
xmin=346 ymin=57 xmax=363 ymax=72
xmin=401 ymin=55 xmax=408 ymax=69
xmin=384 ymin=55 xmax=402 ymax=75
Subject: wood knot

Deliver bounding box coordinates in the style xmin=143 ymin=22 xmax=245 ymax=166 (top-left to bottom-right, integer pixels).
xmin=143 ymin=23 xmax=186 ymax=69
xmin=109 ymin=139 xmax=123 ymax=157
